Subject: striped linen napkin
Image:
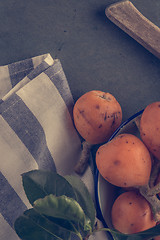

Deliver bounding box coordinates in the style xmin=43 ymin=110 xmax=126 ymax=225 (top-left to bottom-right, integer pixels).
xmin=0 ymin=53 xmax=107 ymax=240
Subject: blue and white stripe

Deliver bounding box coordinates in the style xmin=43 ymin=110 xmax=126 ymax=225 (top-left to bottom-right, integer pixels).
xmin=0 ymin=53 xmax=96 ymax=240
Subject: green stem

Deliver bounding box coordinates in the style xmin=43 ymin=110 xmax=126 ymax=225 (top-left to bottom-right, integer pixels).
xmin=70 ymin=221 xmax=83 ymax=240
xmin=76 ymin=232 xmax=83 ymax=240
xmin=92 ymin=227 xmax=123 ymax=240
xmin=93 ymin=227 xmax=110 ymax=233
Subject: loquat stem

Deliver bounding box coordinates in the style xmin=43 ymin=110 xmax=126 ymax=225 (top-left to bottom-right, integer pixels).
xmin=137 ymin=184 xmax=160 ymax=221
xmin=74 ymin=141 xmax=93 ymax=175
xmin=136 ymin=160 xmax=160 ymax=222
xmin=149 ymin=159 xmax=160 ymax=188
xmin=148 ymin=182 xmax=160 ymax=196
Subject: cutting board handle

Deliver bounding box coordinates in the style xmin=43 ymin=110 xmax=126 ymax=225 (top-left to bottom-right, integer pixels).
xmin=105 ymin=0 xmax=160 ymax=59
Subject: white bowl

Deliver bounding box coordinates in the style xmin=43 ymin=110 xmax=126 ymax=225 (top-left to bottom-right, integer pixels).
xmin=94 ymin=109 xmax=143 ymax=240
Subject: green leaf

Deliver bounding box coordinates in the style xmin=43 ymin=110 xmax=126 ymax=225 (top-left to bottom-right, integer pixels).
xmin=65 ymin=175 xmax=96 ymax=229
xmin=14 ymin=208 xmax=71 ymax=240
xmin=22 ymin=170 xmax=76 ymax=205
xmin=34 ymin=194 xmax=92 ymax=232
xmin=129 ymin=224 xmax=160 ymax=239
xmin=103 ymin=224 xmax=160 ymax=240
xmin=47 ymin=217 xmax=81 ymax=235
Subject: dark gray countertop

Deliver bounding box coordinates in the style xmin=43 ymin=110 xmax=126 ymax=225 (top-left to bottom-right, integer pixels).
xmin=0 ymin=0 xmax=160 ymax=121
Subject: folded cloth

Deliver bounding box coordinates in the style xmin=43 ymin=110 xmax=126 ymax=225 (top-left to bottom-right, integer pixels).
xmin=0 ymin=53 xmax=107 ymax=240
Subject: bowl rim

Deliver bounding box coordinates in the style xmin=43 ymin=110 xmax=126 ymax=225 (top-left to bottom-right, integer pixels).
xmin=94 ymin=109 xmax=144 ymax=239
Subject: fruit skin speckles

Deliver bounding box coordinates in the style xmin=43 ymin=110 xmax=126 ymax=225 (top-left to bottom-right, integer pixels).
xmin=111 ymin=191 xmax=156 ymax=234
xmin=114 ymin=160 xmax=121 ymax=165
xmin=140 ymin=101 xmax=160 ymax=160
xmin=104 ymin=113 xmax=107 ymax=121
xmin=96 ymin=133 xmax=152 ymax=188
xmin=73 ymin=90 xmax=122 ymax=145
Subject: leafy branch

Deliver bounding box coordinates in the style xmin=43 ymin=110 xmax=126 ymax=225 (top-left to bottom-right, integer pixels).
xmin=14 ymin=170 xmax=160 ymax=240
